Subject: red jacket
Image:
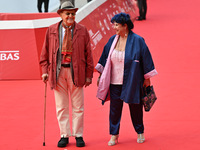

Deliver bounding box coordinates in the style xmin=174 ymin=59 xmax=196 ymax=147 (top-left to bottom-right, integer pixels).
xmin=40 ymin=21 xmax=94 ymax=89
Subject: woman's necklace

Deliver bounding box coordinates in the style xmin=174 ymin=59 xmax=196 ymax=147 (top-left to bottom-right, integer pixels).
xmin=117 ymin=36 xmax=127 ymax=51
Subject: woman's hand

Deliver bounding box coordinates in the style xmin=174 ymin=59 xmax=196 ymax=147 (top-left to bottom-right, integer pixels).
xmin=97 ymin=77 xmax=100 ymax=86
xmin=143 ymin=78 xmax=151 ymax=87
xmin=97 ymin=74 xmax=101 ymax=86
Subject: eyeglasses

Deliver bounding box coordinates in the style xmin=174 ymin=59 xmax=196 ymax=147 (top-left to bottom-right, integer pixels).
xmin=66 ymin=12 xmax=76 ymax=16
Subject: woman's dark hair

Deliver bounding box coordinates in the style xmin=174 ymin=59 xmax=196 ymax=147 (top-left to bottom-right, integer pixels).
xmin=111 ymin=12 xmax=134 ymax=30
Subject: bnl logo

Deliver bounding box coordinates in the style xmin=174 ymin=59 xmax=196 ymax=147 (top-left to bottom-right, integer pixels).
xmin=0 ymin=50 xmax=19 ymax=61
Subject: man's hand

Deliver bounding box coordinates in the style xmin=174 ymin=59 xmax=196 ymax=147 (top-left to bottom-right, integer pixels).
xmin=85 ymin=78 xmax=92 ymax=87
xmin=42 ymin=73 xmax=48 ymax=83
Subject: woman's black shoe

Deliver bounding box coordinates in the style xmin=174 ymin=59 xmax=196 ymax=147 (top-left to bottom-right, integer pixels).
xmin=75 ymin=137 xmax=85 ymax=147
xmin=57 ymin=137 xmax=69 ymax=147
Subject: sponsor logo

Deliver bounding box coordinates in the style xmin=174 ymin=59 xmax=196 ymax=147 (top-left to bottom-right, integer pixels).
xmin=0 ymin=50 xmax=20 ymax=61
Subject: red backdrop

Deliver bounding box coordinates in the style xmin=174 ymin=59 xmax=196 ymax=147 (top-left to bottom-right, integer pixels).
xmin=0 ymin=0 xmax=138 ymax=80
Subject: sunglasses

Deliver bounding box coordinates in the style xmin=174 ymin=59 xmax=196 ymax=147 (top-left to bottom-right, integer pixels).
xmin=66 ymin=12 xmax=76 ymax=16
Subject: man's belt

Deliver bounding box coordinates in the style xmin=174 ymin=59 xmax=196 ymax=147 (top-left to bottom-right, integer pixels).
xmin=61 ymin=64 xmax=70 ymax=68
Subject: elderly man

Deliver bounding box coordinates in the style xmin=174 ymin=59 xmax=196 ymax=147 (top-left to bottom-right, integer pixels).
xmin=40 ymin=1 xmax=94 ymax=148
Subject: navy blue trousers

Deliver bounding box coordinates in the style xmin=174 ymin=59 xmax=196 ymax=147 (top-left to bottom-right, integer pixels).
xmin=109 ymin=84 xmax=144 ymax=135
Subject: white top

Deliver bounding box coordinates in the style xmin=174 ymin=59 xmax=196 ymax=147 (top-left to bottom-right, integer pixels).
xmin=110 ymin=49 xmax=125 ymax=84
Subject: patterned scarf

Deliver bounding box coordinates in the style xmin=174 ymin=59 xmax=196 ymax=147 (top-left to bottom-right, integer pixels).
xmin=61 ymin=22 xmax=73 ymax=63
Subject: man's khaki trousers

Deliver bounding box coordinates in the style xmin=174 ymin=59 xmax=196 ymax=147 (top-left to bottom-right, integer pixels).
xmin=54 ymin=67 xmax=84 ymax=137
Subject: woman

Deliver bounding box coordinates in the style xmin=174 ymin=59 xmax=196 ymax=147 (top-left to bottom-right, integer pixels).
xmin=95 ymin=13 xmax=157 ymax=146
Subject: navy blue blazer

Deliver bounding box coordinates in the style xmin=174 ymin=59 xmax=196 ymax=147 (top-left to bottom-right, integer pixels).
xmin=97 ymin=31 xmax=157 ymax=104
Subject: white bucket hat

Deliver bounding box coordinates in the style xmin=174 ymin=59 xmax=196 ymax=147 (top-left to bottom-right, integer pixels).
xmin=57 ymin=1 xmax=78 ymax=14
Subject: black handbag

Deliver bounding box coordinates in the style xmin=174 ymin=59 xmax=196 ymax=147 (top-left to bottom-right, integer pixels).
xmin=142 ymin=86 xmax=157 ymax=112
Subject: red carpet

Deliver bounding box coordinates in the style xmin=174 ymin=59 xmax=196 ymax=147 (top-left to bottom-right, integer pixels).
xmin=1 ymin=0 xmax=200 ymax=149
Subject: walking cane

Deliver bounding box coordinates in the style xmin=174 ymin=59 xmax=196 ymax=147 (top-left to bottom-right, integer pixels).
xmin=43 ymin=82 xmax=47 ymax=146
